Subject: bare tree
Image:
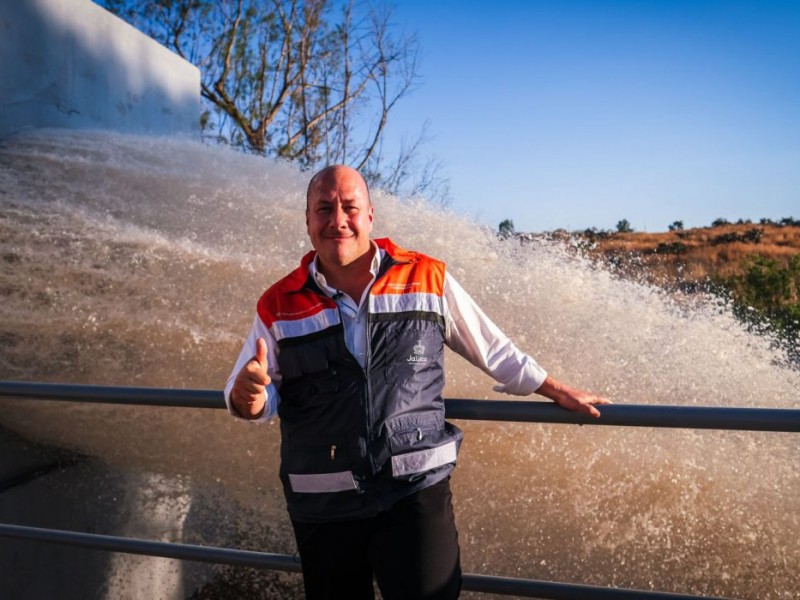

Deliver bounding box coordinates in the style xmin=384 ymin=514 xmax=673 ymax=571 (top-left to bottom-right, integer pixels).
xmin=101 ymin=0 xmax=443 ymax=200
xmin=362 ymin=119 xmax=451 ymax=206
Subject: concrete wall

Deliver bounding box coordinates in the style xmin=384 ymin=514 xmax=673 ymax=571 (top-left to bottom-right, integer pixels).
xmin=0 ymin=0 xmax=200 ymax=138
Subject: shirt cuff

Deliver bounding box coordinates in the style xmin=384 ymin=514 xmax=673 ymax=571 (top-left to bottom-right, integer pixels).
xmin=492 ymin=356 xmax=547 ymax=396
xmin=225 ymin=383 xmax=279 ymax=423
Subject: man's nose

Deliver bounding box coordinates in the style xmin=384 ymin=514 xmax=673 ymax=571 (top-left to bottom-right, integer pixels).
xmin=331 ymin=206 xmax=348 ymax=227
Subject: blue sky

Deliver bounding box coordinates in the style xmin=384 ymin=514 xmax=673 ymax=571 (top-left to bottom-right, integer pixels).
xmin=380 ymin=0 xmax=800 ymax=233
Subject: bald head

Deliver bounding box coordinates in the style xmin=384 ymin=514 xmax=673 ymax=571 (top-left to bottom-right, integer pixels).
xmin=304 ymin=164 xmax=374 ymax=271
xmin=306 ymin=165 xmax=371 ymax=209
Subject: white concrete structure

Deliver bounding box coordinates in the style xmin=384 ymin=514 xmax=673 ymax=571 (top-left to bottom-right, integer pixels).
xmin=0 ymin=0 xmax=200 ymax=138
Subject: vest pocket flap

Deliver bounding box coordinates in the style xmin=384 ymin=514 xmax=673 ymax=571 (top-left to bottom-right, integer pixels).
xmin=385 ymin=411 xmax=445 ymax=453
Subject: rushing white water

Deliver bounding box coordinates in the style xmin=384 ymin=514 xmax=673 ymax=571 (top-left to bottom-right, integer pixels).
xmin=1 ymin=129 xmax=798 ymax=599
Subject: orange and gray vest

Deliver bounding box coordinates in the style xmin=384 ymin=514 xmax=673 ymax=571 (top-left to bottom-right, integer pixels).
xmin=258 ymin=238 xmax=463 ymax=522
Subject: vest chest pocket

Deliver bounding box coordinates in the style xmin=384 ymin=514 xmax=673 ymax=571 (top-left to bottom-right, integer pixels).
xmin=278 ymin=342 xmax=340 ymax=400
xmin=279 ymin=343 xmax=329 ymax=379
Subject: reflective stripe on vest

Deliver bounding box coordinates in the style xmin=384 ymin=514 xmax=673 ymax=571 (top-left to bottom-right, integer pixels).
xmin=288 ymin=441 xmax=458 ymax=493
xmin=288 ymin=471 xmax=358 ymax=494
xmin=369 ymin=291 xmax=445 ymax=318
xmin=390 ymin=440 xmax=458 ymax=478
xmin=270 ymin=306 xmax=339 ymax=341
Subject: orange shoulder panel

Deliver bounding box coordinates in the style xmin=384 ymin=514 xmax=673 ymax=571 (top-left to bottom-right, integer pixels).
xmin=257 ymin=262 xmax=335 ymax=327
xmin=371 ymin=240 xmax=445 ymax=297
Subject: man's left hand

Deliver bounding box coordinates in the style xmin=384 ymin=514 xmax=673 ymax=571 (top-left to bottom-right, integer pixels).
xmin=535 ymin=375 xmax=612 ymax=418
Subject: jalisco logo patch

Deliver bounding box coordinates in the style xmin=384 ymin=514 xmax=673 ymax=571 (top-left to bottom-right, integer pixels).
xmin=406 ymin=339 xmax=428 ymax=363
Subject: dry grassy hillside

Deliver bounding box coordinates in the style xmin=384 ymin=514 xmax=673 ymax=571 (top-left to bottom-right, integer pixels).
xmin=583 ymin=223 xmax=800 ymax=288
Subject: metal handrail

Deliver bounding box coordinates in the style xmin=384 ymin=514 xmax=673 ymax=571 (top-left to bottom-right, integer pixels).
xmin=0 ymin=523 xmax=730 ymax=599
xmin=2 ymin=380 xmax=799 ymax=431
xmin=3 ymin=380 xmax=797 ymax=599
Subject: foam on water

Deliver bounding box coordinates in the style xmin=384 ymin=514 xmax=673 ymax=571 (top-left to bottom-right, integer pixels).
xmin=1 ymin=129 xmax=798 ymax=599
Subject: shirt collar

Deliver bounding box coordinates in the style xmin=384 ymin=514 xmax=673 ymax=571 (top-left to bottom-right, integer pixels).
xmin=309 ymin=240 xmax=383 ymax=297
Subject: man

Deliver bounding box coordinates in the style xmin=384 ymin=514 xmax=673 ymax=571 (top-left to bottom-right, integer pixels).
xmin=225 ymin=165 xmax=610 ymax=599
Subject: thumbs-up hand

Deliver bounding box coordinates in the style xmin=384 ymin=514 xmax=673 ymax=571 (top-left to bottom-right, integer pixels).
xmin=254 ymin=336 xmax=268 ymax=371
xmin=231 ymin=337 xmax=271 ymax=419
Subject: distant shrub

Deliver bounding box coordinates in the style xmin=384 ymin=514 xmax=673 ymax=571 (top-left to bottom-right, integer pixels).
xmin=655 ymin=241 xmax=688 ymax=255
xmin=711 ymin=218 xmax=730 ymax=227
xmin=668 ymin=220 xmax=684 ymax=232
xmin=711 ymin=228 xmax=764 ymax=245
xmin=616 ymin=219 xmax=633 ymax=233
xmin=711 ymin=232 xmax=740 ymax=245
xmin=581 ymin=227 xmax=612 ymax=241
xmin=758 ymin=217 xmax=800 ymax=226
xmin=742 ymin=228 xmax=764 ymax=243
xmin=498 ymin=218 xmax=515 ymax=238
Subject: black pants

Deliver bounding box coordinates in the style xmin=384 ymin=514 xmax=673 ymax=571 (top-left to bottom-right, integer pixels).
xmin=291 ymin=478 xmax=462 ymax=600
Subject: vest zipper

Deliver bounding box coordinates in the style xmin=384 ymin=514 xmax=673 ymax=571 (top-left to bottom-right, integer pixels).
xmin=332 ymin=300 xmax=375 ymax=477
xmin=364 ymin=311 xmax=376 ymax=474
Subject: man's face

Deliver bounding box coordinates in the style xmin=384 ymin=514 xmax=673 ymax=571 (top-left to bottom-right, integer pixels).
xmin=306 ymin=167 xmax=374 ymax=270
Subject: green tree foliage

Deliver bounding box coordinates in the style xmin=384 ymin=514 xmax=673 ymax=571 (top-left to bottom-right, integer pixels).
xmin=728 ymin=255 xmax=800 ymax=319
xmin=100 ymin=0 xmax=448 ymax=201
xmin=720 ymin=255 xmax=800 ymax=362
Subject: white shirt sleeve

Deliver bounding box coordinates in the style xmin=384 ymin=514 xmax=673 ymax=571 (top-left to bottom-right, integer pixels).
xmin=443 ymin=272 xmax=547 ymax=396
xmin=224 ymin=315 xmax=282 ymax=422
